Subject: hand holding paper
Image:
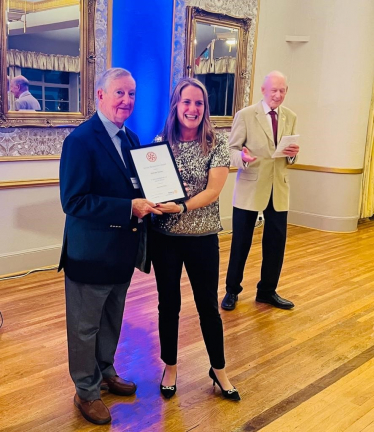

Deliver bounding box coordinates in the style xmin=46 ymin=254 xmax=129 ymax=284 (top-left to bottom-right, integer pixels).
xmin=272 ymin=135 xmax=300 ymax=158
xmin=154 ymin=202 xmax=181 ymax=214
xmin=283 ymin=143 xmax=299 ymax=157
xmin=132 ymin=198 xmax=163 ymax=218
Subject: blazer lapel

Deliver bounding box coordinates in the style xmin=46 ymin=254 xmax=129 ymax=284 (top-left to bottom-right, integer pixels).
xmin=255 ymin=101 xmax=274 ymax=144
xmin=277 ymin=106 xmax=287 ymax=140
xmin=92 ymin=114 xmax=133 ymax=185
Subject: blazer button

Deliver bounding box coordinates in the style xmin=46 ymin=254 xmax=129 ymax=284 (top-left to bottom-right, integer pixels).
xmin=132 ymin=228 xmax=137 ymax=232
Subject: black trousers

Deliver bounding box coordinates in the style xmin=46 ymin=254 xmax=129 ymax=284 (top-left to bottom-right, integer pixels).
xmin=150 ymin=230 xmax=225 ymax=369
xmin=226 ymin=195 xmax=288 ymax=295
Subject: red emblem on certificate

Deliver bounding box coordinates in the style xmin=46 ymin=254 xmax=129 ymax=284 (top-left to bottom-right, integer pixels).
xmin=146 ymin=151 xmax=157 ymax=162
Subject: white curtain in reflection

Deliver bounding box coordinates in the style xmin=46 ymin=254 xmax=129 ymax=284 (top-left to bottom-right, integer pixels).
xmin=195 ymin=58 xmax=213 ymax=74
xmin=215 ymin=57 xmax=236 ymax=74
xmin=7 ymin=49 xmax=80 ymax=73
xmin=195 ymin=56 xmax=236 ymax=74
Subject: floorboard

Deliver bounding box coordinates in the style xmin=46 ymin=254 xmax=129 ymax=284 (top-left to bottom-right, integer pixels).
xmin=1 ymin=220 xmax=374 ymax=431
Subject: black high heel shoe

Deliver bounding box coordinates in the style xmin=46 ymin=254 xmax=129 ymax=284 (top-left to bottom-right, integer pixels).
xmin=160 ymin=368 xmax=177 ymax=399
xmin=209 ymin=367 xmax=241 ymax=401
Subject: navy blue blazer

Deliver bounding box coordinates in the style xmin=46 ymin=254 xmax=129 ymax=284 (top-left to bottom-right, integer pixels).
xmin=58 ymin=112 xmax=147 ymax=285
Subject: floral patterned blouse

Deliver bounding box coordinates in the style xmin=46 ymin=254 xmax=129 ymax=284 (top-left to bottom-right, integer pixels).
xmin=151 ymin=132 xmax=230 ymax=236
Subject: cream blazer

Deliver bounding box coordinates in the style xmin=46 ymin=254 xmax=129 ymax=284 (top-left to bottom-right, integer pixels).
xmin=230 ymin=101 xmax=297 ymax=212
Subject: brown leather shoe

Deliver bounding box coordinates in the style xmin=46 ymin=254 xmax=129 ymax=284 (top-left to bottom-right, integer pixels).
xmin=101 ymin=375 xmax=137 ymax=396
xmin=74 ymin=394 xmax=111 ymax=425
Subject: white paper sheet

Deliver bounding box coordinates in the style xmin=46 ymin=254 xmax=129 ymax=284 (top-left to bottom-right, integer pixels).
xmin=130 ymin=143 xmax=186 ymax=203
xmin=272 ymin=135 xmax=300 ymax=158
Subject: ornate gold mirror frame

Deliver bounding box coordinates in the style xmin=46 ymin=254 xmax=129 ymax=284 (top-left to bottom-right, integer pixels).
xmin=185 ymin=7 xmax=250 ymax=128
xmin=0 ymin=0 xmax=96 ymax=128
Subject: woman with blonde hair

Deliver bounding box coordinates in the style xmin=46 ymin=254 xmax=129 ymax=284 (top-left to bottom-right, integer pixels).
xmin=151 ymin=77 xmax=240 ymax=401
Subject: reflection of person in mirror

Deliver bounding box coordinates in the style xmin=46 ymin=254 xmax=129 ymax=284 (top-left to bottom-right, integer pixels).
xmin=10 ymin=75 xmax=41 ymax=111
xmin=150 ymin=77 xmax=240 ymax=402
xmin=221 ymin=70 xmax=299 ymax=312
xmin=59 ymin=68 xmax=162 ymax=425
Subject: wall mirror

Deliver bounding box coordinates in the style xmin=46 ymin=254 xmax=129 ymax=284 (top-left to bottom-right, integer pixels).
xmin=185 ymin=7 xmax=250 ymax=127
xmin=0 ymin=0 xmax=96 ymax=127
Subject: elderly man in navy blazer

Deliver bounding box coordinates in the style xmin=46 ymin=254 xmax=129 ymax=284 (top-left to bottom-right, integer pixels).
xmin=59 ymin=68 xmax=162 ymax=425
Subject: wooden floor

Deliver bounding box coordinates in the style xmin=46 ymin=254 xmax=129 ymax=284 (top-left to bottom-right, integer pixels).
xmin=1 ymin=220 xmax=374 ymax=432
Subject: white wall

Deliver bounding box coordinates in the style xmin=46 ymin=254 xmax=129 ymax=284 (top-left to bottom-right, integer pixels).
xmin=220 ymin=172 xmax=236 ymax=231
xmin=252 ymin=0 xmax=374 ymax=231
xmin=0 ymin=160 xmax=64 ymax=275
xmin=2 ymin=0 xmax=374 ymax=276
xmin=0 ymin=0 xmax=109 ymax=277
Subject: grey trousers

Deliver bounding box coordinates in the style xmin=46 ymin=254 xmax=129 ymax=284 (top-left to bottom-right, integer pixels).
xmin=65 ymin=275 xmax=130 ymax=400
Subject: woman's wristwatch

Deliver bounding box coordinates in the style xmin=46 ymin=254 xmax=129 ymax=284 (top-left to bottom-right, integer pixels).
xmin=178 ymin=202 xmax=188 ymax=214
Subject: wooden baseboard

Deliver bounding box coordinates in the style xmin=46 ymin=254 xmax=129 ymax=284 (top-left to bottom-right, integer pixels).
xmin=0 ymin=178 xmax=59 ymax=189
xmin=288 ymin=164 xmax=363 ymax=174
xmin=0 ymin=245 xmax=61 ymax=278
xmin=288 ymin=210 xmax=358 ymax=233
xmin=0 ymin=264 xmax=58 ymax=280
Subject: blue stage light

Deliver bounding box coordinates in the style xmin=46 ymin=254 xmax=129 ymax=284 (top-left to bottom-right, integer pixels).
xmin=111 ymin=0 xmax=174 ymax=144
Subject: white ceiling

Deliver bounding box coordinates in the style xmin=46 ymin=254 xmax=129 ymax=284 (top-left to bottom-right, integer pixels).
xmin=8 ymin=5 xmax=80 ymax=44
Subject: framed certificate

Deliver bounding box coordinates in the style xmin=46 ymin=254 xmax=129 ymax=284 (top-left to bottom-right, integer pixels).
xmin=129 ymin=141 xmax=188 ymax=204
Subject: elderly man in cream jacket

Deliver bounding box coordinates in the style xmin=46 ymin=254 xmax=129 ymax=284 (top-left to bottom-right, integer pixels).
xmin=221 ymin=71 xmax=299 ymax=311
xmin=10 ymin=76 xmax=41 ymax=111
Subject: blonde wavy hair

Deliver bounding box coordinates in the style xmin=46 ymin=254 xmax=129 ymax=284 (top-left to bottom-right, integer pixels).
xmin=161 ymin=77 xmax=216 ymax=155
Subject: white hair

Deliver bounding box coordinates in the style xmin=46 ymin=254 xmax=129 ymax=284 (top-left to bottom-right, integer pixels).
xmin=11 ymin=75 xmax=29 ymax=92
xmin=96 ymin=68 xmax=133 ymax=93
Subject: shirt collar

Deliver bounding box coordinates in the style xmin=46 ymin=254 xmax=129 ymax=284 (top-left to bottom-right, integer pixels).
xmin=19 ymin=91 xmax=30 ymax=98
xmin=97 ymin=110 xmax=126 ymax=139
xmin=262 ymin=100 xmax=279 ymax=115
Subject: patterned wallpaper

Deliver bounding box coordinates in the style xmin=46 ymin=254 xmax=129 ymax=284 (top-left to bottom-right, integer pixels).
xmin=172 ymin=0 xmax=259 ymax=107
xmin=0 ymin=0 xmax=259 ymax=157
xmin=0 ymin=0 xmax=109 ymax=157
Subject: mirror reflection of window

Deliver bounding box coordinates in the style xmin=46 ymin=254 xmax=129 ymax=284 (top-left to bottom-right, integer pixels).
xmin=194 ymin=22 xmax=238 ymax=117
xmin=6 ymin=0 xmax=81 ymax=113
